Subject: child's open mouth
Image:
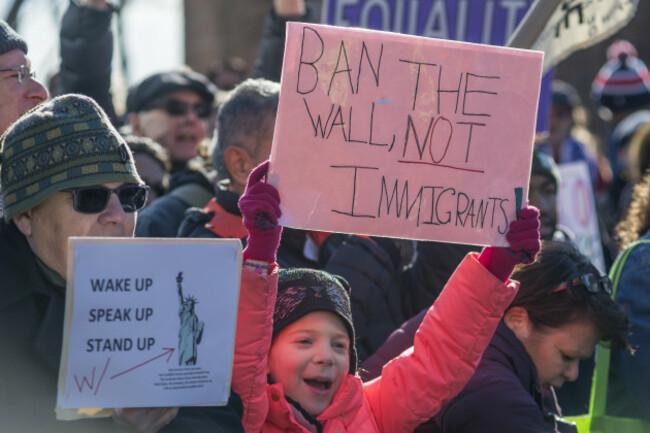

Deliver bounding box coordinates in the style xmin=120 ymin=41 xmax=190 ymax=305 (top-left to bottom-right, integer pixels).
xmin=303 ymin=378 xmax=332 ymax=393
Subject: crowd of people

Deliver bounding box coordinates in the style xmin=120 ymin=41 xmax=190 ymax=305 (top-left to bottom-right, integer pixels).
xmin=1 ymin=0 xmax=650 ymax=432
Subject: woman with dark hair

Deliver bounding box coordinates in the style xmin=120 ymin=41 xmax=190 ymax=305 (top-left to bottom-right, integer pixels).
xmin=428 ymin=241 xmax=629 ymax=433
xmin=607 ymin=169 xmax=650 ymax=420
xmin=360 ymin=241 xmax=629 ymax=432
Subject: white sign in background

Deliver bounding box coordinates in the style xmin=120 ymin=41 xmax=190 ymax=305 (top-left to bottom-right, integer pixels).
xmin=532 ymin=0 xmax=638 ymax=72
xmin=57 ymin=238 xmax=242 ymax=411
xmin=557 ymin=161 xmax=606 ymax=274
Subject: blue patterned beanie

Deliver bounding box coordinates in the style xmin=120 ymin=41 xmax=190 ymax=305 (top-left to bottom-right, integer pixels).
xmin=0 ymin=94 xmax=143 ymax=221
xmin=276 ymin=268 xmax=357 ymax=373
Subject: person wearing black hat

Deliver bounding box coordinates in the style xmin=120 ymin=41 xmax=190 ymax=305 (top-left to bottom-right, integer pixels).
xmin=0 ymin=18 xmax=48 ymax=135
xmin=129 ymin=69 xmax=220 ymax=237
xmin=125 ymin=68 xmax=217 ymax=171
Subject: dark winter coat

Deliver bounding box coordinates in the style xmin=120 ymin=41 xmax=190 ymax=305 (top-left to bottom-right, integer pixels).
xmin=136 ymin=168 xmax=214 ymax=238
xmin=428 ymin=321 xmax=561 ymax=433
xmin=0 ymin=219 xmax=245 ymax=432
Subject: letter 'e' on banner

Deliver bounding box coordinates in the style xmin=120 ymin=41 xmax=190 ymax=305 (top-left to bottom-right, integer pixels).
xmin=268 ymin=23 xmax=543 ymax=246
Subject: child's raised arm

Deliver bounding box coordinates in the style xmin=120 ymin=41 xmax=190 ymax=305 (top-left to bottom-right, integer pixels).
xmin=363 ymin=205 xmax=540 ymax=432
xmin=231 ymin=161 xmax=282 ymax=433
xmin=477 ymin=205 xmax=541 ymax=282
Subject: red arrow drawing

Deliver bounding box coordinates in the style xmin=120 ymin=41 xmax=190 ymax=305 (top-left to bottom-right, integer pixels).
xmin=110 ymin=347 xmax=175 ymax=380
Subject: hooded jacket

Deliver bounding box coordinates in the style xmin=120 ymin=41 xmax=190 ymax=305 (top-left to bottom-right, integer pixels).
xmin=233 ymin=254 xmax=518 ymax=433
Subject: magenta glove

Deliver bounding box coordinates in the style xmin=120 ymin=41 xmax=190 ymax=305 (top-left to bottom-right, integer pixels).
xmin=239 ymin=161 xmax=282 ymax=262
xmin=478 ymin=205 xmax=541 ymax=282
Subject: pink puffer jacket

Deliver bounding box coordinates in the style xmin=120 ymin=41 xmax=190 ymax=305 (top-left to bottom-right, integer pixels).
xmin=233 ymin=253 xmax=518 ymax=433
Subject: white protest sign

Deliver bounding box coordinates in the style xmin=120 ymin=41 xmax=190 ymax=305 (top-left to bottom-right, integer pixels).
xmin=269 ymin=22 xmax=543 ymax=246
xmin=558 ymin=161 xmax=606 ymax=274
xmin=531 ymin=0 xmax=638 ymax=72
xmin=57 ymin=237 xmax=241 ymax=412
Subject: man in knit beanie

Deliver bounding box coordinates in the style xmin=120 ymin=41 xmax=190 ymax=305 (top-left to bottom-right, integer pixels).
xmin=0 ymin=94 xmax=149 ymax=431
xmin=0 ymin=94 xmax=247 ymax=432
xmin=0 ymin=18 xmax=48 ymax=136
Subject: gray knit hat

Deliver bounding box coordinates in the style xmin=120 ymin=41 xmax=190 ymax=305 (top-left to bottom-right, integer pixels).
xmin=0 ymin=19 xmax=27 ymax=56
xmin=0 ymin=94 xmax=143 ymax=221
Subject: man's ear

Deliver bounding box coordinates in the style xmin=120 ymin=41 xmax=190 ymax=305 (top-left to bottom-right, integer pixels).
xmin=126 ymin=113 xmax=142 ymax=135
xmin=223 ymin=146 xmax=252 ymax=194
xmin=504 ymin=306 xmax=532 ymax=340
xmin=12 ymin=211 xmax=33 ymax=238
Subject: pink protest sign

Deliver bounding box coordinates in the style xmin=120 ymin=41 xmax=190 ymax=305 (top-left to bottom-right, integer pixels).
xmin=268 ymin=22 xmax=543 ymax=246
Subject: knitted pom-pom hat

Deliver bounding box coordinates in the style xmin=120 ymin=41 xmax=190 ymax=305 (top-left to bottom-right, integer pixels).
xmin=592 ymin=40 xmax=650 ymax=113
xmin=275 ymin=268 xmax=357 ymax=374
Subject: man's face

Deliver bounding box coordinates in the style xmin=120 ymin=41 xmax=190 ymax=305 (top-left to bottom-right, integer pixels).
xmin=132 ymin=90 xmax=209 ymax=163
xmin=13 ymin=182 xmax=137 ymax=280
xmin=0 ymin=49 xmax=48 ymax=135
xmin=528 ymin=174 xmax=558 ymax=240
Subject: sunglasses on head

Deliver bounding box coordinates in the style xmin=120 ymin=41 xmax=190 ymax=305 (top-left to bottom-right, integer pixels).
xmin=144 ymin=98 xmax=211 ymax=119
xmin=64 ymin=184 xmax=150 ymax=214
xmin=552 ymin=273 xmax=613 ymax=296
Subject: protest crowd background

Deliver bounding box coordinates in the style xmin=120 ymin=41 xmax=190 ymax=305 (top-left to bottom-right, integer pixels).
xmin=1 ymin=0 xmax=650 ymax=432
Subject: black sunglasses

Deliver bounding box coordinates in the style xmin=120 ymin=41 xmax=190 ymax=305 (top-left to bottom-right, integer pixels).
xmin=64 ymin=184 xmax=150 ymax=214
xmin=552 ymin=273 xmax=613 ymax=296
xmin=144 ymin=98 xmax=211 ymax=119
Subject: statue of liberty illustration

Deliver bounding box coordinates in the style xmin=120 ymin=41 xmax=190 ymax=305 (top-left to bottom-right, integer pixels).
xmin=176 ymin=272 xmax=204 ymax=365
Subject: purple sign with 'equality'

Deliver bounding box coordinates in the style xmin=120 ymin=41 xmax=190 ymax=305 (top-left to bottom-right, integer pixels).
xmin=323 ymin=0 xmax=550 ymax=132
xmin=323 ymin=0 xmax=535 ymax=46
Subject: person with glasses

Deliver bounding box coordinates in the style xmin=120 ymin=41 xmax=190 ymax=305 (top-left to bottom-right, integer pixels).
xmin=0 ymin=94 xmax=244 ymax=432
xmin=125 ymin=69 xmax=216 ymax=172
xmin=126 ymin=69 xmax=220 ymax=238
xmin=607 ymin=168 xmax=650 ymax=421
xmin=358 ymin=241 xmax=629 ymax=432
xmin=0 ymin=93 xmax=143 ymax=431
xmin=0 ymin=19 xmax=48 ymax=137
xmin=425 ymin=241 xmax=628 ymax=433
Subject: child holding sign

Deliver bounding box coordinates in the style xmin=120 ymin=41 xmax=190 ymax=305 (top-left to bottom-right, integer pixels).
xmin=232 ymin=160 xmax=541 ymax=433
